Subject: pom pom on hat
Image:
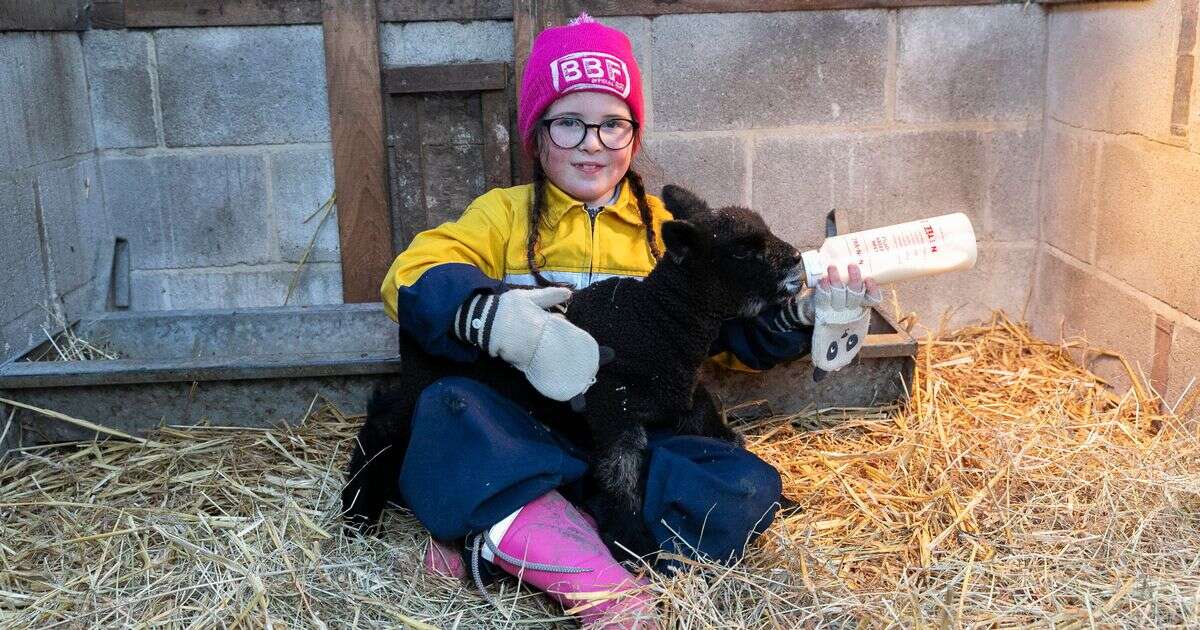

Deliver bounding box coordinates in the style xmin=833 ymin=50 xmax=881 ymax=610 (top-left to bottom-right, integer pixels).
xmin=568 ymin=11 xmax=596 ymax=25
xmin=517 ymin=13 xmax=644 ymax=155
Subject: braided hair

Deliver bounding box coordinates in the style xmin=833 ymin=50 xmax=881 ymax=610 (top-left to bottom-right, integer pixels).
xmin=525 ymin=135 xmax=662 ymax=287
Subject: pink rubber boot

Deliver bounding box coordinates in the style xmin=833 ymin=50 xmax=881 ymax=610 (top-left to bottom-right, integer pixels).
xmin=421 ymin=510 xmax=598 ymax=579
xmin=424 ymin=537 xmax=466 ymax=578
xmin=421 ymin=511 xmax=607 ymax=581
xmin=486 ymin=491 xmax=658 ymax=629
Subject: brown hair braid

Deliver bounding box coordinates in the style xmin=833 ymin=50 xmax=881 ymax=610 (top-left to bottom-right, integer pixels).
xmin=623 ymin=168 xmax=663 ymax=262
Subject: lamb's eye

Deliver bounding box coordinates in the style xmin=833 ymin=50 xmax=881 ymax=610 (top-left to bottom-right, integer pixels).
xmin=732 ymin=249 xmax=754 ymax=260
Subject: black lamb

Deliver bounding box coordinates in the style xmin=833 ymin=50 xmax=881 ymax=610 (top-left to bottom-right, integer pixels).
xmin=342 ymin=184 xmax=806 ymax=556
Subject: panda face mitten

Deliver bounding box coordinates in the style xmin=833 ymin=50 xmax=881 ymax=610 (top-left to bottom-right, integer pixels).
xmin=810 ymin=280 xmax=882 ymax=372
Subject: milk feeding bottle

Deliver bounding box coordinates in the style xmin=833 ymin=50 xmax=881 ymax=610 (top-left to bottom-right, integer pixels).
xmin=801 ymin=213 xmax=977 ymax=287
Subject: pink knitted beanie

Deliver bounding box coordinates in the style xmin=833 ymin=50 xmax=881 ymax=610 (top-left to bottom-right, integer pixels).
xmin=517 ymin=13 xmax=644 ymax=156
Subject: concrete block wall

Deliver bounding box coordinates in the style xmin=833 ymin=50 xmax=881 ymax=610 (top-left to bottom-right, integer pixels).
xmin=18 ymin=7 xmax=1194 ymax=405
xmin=78 ymin=21 xmax=524 ymax=313
xmin=7 ymin=9 xmax=1051 ymax=358
xmin=1032 ymin=0 xmax=1200 ymax=405
xmin=81 ymin=26 xmax=342 ymax=311
xmin=0 ymin=33 xmax=111 ymax=358
xmin=390 ymin=10 xmax=1047 ymax=333
xmin=631 ymin=7 xmax=1046 ymax=332
xmin=14 ymin=8 xmax=1198 ymax=410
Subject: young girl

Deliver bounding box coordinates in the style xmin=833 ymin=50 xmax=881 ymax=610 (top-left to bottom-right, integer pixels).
xmin=380 ymin=14 xmax=879 ymax=628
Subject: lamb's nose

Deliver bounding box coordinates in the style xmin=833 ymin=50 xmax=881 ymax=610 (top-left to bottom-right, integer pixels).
xmin=789 ymin=248 xmax=802 ymax=266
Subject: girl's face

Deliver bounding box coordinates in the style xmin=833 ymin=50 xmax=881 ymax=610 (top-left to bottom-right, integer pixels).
xmin=537 ymin=91 xmax=635 ymax=206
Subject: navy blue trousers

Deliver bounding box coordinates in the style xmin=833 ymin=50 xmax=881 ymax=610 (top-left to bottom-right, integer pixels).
xmin=396 ymin=377 xmax=783 ymax=566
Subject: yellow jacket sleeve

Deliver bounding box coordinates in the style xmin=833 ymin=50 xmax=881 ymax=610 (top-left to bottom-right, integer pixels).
xmin=380 ymin=188 xmax=515 ymax=361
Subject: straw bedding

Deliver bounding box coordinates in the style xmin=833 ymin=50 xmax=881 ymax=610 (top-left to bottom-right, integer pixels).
xmin=1 ymin=312 xmax=1197 ymax=628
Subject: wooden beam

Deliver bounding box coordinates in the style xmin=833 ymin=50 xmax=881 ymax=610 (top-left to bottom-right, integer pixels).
xmin=0 ymin=0 xmax=88 ymax=31
xmin=512 ymin=0 xmax=566 ymax=182
xmin=859 ymin=333 xmax=917 ymax=359
xmin=124 ymin=0 xmax=321 ymax=26
xmin=322 ymin=0 xmax=394 ymax=303
xmin=91 ymin=0 xmax=128 ymax=29
xmin=1169 ymin=0 xmax=1197 ymax=137
xmin=481 ymin=88 xmax=514 ymax=190
xmin=512 ymin=0 xmax=566 ymax=112
xmin=1151 ymin=315 xmax=1175 ymax=403
xmin=563 ymin=0 xmax=1135 ymax=15
xmin=383 ymin=63 xmax=508 ymax=94
xmin=568 ymin=0 xmax=1097 ymax=13
xmin=383 ymin=94 xmax=424 ymax=252
xmin=123 ymin=0 xmax=509 ymax=27
xmin=376 ymin=0 xmax=510 ymax=21
xmin=117 ymin=0 xmax=1127 ymax=28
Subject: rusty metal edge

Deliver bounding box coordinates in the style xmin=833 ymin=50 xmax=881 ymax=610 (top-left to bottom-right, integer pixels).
xmin=0 ymin=355 xmax=401 ymax=389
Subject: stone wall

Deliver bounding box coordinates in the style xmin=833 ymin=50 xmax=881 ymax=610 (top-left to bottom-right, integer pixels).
xmin=0 ymin=32 xmax=110 ymax=358
xmin=67 ymin=8 xmax=1045 ymax=328
xmin=3 ymin=8 xmax=1051 ymax=361
xmin=633 ymin=7 xmax=1045 ymax=333
xmin=82 ymin=26 xmax=342 ymax=311
xmin=1032 ymin=0 xmax=1200 ymax=406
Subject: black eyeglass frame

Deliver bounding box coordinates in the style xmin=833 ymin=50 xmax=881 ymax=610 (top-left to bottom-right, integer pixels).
xmin=539 ymin=116 xmax=640 ymax=151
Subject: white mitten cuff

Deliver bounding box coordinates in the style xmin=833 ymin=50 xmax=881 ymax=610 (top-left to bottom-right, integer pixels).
xmin=810 ymin=283 xmax=881 ymax=373
xmin=453 ymin=287 xmax=600 ymax=402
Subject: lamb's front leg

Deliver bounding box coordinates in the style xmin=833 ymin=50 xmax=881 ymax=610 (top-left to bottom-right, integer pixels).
xmin=342 ymin=388 xmax=414 ymax=531
xmin=675 ymin=385 xmax=745 ymax=447
xmin=588 ymin=423 xmax=659 ymax=559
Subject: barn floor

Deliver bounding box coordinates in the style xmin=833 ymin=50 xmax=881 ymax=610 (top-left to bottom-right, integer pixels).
xmin=1 ymin=313 xmax=1198 ymax=628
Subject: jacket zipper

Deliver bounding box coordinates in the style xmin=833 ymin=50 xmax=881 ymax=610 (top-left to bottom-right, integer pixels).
xmin=587 ymin=207 xmax=603 ymax=288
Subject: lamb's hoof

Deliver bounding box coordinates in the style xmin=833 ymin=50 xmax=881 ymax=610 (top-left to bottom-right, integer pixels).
xmin=599 ymin=523 xmax=659 ymax=561
xmin=778 ymin=496 xmax=803 ymax=518
xmin=341 ymin=512 xmax=378 ymax=536
xmin=341 ymin=490 xmax=384 ymax=535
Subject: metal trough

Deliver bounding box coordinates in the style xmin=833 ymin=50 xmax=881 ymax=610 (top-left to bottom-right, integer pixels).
xmin=0 ymin=302 xmax=914 ymax=456
xmin=700 ymin=308 xmax=917 ymax=419
xmin=0 ymin=304 xmax=402 ymax=453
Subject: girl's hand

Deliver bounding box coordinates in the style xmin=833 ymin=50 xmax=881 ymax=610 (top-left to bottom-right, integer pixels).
xmin=457 ymin=287 xmax=603 ymax=402
xmin=772 ymin=264 xmax=879 ymax=332
xmin=820 ymin=264 xmax=881 ymax=305
xmin=809 ymin=264 xmax=883 ymax=380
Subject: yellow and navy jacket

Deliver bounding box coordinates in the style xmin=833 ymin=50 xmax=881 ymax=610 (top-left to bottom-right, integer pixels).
xmin=381 ymin=181 xmax=811 ymax=371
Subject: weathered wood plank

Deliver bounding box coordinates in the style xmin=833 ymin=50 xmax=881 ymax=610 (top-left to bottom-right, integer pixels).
xmin=116 ymin=0 xmax=1129 ymax=28
xmin=385 ymin=94 xmax=426 ymax=253
xmin=322 ymin=0 xmax=394 ymax=303
xmin=1169 ymin=0 xmax=1197 ymax=136
xmin=376 ymin=0 xmax=510 ymax=21
xmin=382 ymin=63 xmax=508 ymax=94
xmin=90 ymin=0 xmax=128 ymax=29
xmin=123 ymin=0 xmax=510 ymax=27
xmin=512 ymin=0 xmax=566 ymax=182
xmin=571 ymin=0 xmax=1082 ymax=13
xmin=859 ymin=333 xmax=917 ymax=359
xmin=124 ymin=0 xmax=321 ymax=27
xmin=481 ymin=88 xmax=513 ymax=189
xmin=0 ymin=0 xmax=87 ymax=31
xmin=1151 ymin=315 xmax=1175 ymax=404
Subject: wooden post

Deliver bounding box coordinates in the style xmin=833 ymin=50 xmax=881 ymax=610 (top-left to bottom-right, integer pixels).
xmin=0 ymin=0 xmax=88 ymax=30
xmin=91 ymin=1 xmax=128 ymax=29
xmin=512 ymin=0 xmax=566 ymax=182
xmin=321 ymin=0 xmax=394 ymax=303
xmin=1151 ymin=315 xmax=1175 ymax=408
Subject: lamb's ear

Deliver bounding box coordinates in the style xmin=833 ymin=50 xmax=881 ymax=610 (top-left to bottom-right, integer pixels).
xmin=661 ymin=184 xmax=709 ymax=222
xmin=662 ymin=219 xmax=704 ymax=263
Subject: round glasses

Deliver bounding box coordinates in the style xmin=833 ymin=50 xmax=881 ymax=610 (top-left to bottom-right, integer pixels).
xmin=541 ymin=116 xmax=638 ymax=151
